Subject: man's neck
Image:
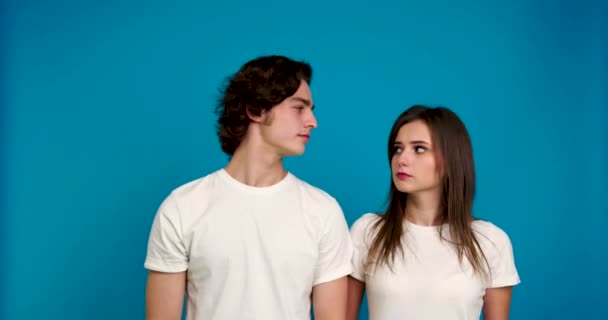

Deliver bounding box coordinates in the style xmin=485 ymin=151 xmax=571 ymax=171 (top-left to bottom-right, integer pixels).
xmin=224 ymin=143 xmax=286 ymax=187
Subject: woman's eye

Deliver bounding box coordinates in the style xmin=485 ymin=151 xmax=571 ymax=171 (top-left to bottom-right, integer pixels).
xmin=414 ymin=146 xmax=427 ymax=153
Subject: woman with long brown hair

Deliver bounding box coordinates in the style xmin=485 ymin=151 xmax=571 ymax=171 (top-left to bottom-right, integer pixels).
xmin=347 ymin=105 xmax=520 ymax=320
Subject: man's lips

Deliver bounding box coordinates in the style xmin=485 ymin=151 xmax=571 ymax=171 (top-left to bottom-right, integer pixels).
xmin=298 ymin=134 xmax=311 ymax=140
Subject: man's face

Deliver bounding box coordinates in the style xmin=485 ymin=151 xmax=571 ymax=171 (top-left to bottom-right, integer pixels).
xmin=258 ymin=80 xmax=318 ymax=157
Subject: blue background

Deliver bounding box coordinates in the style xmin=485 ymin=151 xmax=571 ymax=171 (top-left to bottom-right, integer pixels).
xmin=2 ymin=0 xmax=607 ymax=319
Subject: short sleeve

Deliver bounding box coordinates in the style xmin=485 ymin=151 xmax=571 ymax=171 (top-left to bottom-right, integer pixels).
xmin=144 ymin=194 xmax=189 ymax=273
xmin=349 ymin=214 xmax=377 ymax=282
xmin=486 ymin=226 xmax=521 ymax=288
xmin=312 ymin=199 xmax=354 ymax=286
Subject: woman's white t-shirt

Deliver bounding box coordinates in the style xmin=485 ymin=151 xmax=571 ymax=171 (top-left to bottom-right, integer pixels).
xmin=350 ymin=213 xmax=520 ymax=320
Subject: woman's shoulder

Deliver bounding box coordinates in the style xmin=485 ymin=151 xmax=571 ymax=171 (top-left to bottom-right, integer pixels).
xmin=350 ymin=213 xmax=383 ymax=241
xmin=353 ymin=212 xmax=382 ymax=226
xmin=472 ymin=219 xmax=512 ymax=248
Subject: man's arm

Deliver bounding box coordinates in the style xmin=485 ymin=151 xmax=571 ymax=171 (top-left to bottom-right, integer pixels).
xmin=483 ymin=286 xmax=513 ymax=320
xmin=312 ymin=276 xmax=348 ymax=320
xmin=346 ymin=276 xmax=365 ymax=320
xmin=145 ymin=270 xmax=187 ymax=320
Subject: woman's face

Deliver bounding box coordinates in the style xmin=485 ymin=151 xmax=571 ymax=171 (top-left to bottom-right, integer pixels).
xmin=391 ymin=120 xmax=442 ymax=195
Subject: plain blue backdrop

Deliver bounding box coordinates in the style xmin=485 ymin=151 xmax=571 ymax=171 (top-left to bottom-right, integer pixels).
xmin=2 ymin=0 xmax=607 ymax=319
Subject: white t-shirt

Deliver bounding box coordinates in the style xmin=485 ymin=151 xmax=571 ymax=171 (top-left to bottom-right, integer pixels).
xmin=350 ymin=213 xmax=520 ymax=320
xmin=144 ymin=169 xmax=353 ymax=320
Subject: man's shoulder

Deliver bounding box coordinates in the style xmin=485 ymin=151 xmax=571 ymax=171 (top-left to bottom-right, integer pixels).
xmin=166 ymin=169 xmax=223 ymax=202
xmin=289 ymin=173 xmax=338 ymax=206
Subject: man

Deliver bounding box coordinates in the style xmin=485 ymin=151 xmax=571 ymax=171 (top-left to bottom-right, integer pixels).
xmin=144 ymin=55 xmax=353 ymax=320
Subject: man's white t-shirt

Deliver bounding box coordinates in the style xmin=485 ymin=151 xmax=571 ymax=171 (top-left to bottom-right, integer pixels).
xmin=145 ymin=169 xmax=353 ymax=320
xmin=350 ymin=213 xmax=520 ymax=320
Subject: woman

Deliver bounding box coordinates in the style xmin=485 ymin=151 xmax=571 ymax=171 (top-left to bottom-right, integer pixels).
xmin=347 ymin=105 xmax=520 ymax=320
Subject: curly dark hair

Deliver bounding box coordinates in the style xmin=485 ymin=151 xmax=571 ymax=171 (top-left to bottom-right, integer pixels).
xmin=215 ymin=55 xmax=312 ymax=155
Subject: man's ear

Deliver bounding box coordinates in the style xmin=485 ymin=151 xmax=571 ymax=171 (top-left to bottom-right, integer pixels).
xmin=246 ymin=106 xmax=267 ymax=123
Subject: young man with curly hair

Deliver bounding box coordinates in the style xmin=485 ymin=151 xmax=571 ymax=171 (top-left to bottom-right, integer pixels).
xmin=144 ymin=55 xmax=353 ymax=320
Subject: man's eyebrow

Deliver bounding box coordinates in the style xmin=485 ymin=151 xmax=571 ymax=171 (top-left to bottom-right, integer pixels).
xmin=290 ymin=97 xmax=312 ymax=106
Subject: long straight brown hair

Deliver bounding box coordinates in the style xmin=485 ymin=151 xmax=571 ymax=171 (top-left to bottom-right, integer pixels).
xmin=366 ymin=105 xmax=489 ymax=279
